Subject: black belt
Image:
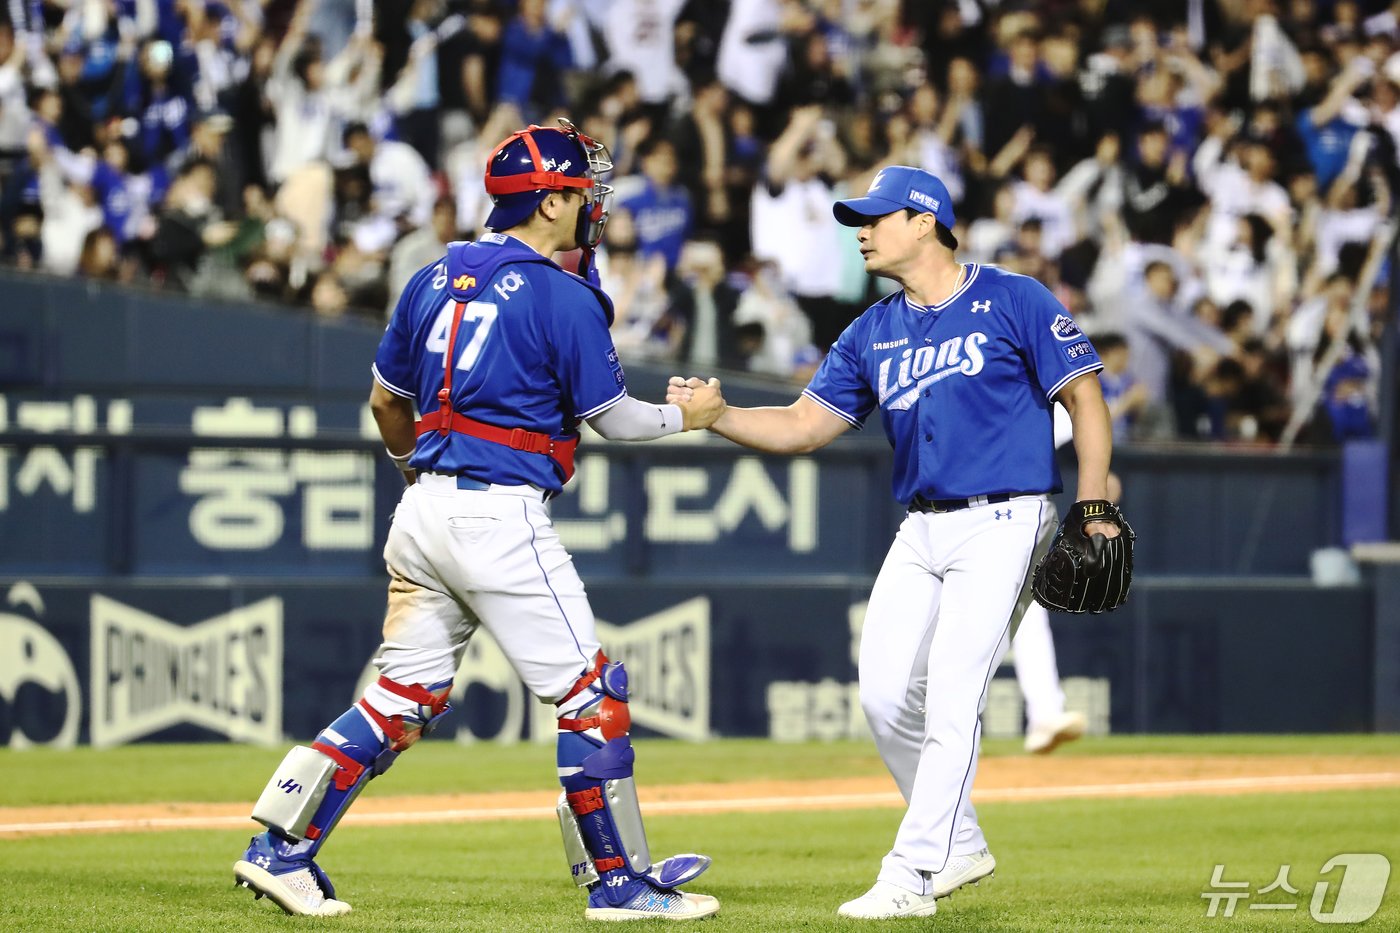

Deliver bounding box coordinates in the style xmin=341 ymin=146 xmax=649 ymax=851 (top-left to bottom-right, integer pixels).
xmin=907 ymin=491 xmax=1041 ymax=514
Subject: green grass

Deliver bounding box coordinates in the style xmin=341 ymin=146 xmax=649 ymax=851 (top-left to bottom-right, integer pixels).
xmin=5 ymin=735 xmax=1400 ymax=807
xmin=2 ymin=737 xmax=1399 ymax=931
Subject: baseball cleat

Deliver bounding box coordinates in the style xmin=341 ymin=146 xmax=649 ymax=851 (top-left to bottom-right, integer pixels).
xmin=837 ymin=881 xmax=938 ymax=919
xmin=584 ymin=878 xmax=720 ymax=921
xmin=233 ymin=834 xmax=351 ymax=917
xmin=1024 ymin=711 xmax=1087 ymax=754
xmin=925 ymin=848 xmax=996 ymax=898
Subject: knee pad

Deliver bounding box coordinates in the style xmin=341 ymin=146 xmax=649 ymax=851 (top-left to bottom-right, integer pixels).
xmin=359 ymin=675 xmax=454 ymax=751
xmin=251 ymin=676 xmax=451 ymax=853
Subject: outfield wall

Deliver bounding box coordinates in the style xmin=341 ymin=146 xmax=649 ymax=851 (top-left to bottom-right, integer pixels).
xmin=0 ymin=575 xmax=1378 ymax=749
xmin=1 ymin=273 xmax=1391 ymax=747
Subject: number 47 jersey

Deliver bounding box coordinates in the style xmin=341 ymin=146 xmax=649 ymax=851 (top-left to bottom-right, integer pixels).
xmin=372 ymin=233 xmax=628 ymax=492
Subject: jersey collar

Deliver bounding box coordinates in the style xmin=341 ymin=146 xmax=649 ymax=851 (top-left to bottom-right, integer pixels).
xmin=904 ymin=263 xmax=980 ymax=314
xmin=479 ymin=231 xmax=545 ymax=256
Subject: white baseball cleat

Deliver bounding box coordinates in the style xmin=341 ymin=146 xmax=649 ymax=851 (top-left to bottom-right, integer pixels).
xmin=925 ymin=848 xmax=996 ymax=898
xmin=837 ymin=881 xmax=938 ymax=919
xmin=1024 ymin=710 xmax=1087 ymax=754
xmin=585 ymin=879 xmax=722 ymax=924
xmin=233 ymin=861 xmax=352 ymax=917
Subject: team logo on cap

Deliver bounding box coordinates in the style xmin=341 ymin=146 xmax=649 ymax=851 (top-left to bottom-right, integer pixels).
xmin=908 ymin=189 xmax=940 ymax=212
xmin=870 ymin=170 xmax=886 ymax=191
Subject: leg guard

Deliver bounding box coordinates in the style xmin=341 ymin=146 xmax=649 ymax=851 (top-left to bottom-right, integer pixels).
xmin=252 ymin=676 xmax=451 ymax=850
xmin=555 ymin=655 xmax=711 ymax=906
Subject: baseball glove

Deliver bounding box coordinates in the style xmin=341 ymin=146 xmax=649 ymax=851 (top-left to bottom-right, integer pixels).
xmin=1031 ymin=499 xmax=1135 ymax=613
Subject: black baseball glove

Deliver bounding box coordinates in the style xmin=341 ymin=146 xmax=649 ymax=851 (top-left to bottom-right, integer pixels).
xmin=1031 ymin=499 xmax=1135 ymax=613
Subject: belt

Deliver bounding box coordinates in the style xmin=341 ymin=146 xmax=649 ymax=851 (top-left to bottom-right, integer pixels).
xmin=420 ymin=472 xmax=550 ymax=499
xmin=907 ymin=491 xmax=1041 ymax=514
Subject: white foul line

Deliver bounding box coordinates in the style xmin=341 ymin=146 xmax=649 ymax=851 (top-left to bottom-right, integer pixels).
xmin=3 ymin=771 xmax=1399 ymax=837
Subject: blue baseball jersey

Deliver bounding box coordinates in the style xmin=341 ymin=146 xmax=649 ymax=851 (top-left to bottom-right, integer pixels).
xmin=373 ymin=233 xmax=626 ymax=491
xmin=804 ymin=263 xmax=1103 ymax=503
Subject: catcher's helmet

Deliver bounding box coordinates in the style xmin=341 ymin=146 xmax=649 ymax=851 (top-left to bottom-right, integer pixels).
xmin=484 ymin=119 xmax=613 ymax=248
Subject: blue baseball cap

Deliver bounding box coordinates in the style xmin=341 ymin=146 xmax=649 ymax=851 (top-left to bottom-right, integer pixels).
xmin=833 ymin=165 xmax=957 ymax=241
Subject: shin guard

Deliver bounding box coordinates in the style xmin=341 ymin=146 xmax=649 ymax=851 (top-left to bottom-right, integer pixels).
xmin=251 ymin=677 xmax=451 ymax=857
xmin=555 ymin=656 xmax=710 ymax=902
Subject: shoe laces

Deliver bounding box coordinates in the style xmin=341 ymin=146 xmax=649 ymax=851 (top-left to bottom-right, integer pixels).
xmin=622 ymin=887 xmax=687 ymax=913
xmin=281 ymin=868 xmax=328 ymax=907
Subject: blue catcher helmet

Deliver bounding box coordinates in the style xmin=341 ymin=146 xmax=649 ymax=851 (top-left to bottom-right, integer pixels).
xmin=483 ymin=119 xmax=614 ymax=249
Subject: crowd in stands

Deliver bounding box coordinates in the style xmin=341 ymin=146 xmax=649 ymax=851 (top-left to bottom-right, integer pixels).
xmin=2 ymin=0 xmax=1395 ymax=446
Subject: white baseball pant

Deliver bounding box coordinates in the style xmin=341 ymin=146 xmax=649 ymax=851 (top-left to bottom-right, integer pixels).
xmin=858 ymin=495 xmax=1056 ymax=894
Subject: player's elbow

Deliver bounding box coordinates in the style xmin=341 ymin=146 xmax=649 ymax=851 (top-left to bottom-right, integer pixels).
xmin=369 ymin=383 xmax=414 ymax=425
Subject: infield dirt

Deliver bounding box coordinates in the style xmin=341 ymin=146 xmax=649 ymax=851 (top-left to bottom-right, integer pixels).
xmin=4 ymin=753 xmax=1398 ymax=838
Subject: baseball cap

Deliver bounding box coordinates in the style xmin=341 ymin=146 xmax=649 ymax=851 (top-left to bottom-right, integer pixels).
xmin=833 ymin=165 xmax=957 ymax=241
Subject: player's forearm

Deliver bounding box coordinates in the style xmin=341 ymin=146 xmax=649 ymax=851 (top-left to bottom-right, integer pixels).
xmin=1059 ymin=377 xmax=1114 ymax=502
xmin=709 ymin=405 xmax=828 ymax=455
xmin=370 ymin=384 xmax=418 ymax=482
xmin=587 ymin=396 xmax=683 ymax=441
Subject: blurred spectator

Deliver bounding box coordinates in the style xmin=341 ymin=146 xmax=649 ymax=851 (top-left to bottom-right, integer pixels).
xmin=1092 ymin=331 xmax=1151 ymax=439
xmin=615 ymin=136 xmax=693 ymax=271
xmin=265 ymin=1 xmax=377 ymax=184
xmin=982 ymin=27 xmax=1050 ymax=160
xmin=342 ymin=121 xmax=435 ymax=254
xmin=1121 ymin=121 xmax=1199 ymax=245
xmin=963 ymin=181 xmax=1017 ymax=264
xmin=731 ymin=258 xmax=820 ymax=380
xmin=1202 ymin=213 xmax=1295 ymax=324
xmin=387 ymin=196 xmax=458 ymax=314
xmin=1316 ymin=353 xmax=1378 ymax=441
xmin=750 ymin=105 xmax=847 ymax=349
xmin=599 ymin=206 xmax=684 ymax=359
xmin=0 ymin=0 xmax=1389 ymax=444
xmin=496 ymin=0 xmax=572 ymax=119
xmin=76 ymin=226 xmax=122 ymax=281
xmin=1126 ymin=258 xmax=1235 ymax=407
xmin=145 ymin=158 xmax=236 ymax=290
xmin=674 ymin=237 xmax=742 ymax=369
xmin=1193 ymin=117 xmax=1292 ymax=253
xmin=717 ymin=0 xmax=787 ymax=109
xmin=603 ymin=0 xmax=688 ymax=109
xmin=118 ymin=38 xmax=195 ymax=168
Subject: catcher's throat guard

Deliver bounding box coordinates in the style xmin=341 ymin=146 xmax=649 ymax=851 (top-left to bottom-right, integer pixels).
xmin=1031 ymin=498 xmax=1135 ymax=613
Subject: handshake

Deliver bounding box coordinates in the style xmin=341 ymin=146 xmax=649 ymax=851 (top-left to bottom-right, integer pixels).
xmin=668 ymin=375 xmax=727 ymax=431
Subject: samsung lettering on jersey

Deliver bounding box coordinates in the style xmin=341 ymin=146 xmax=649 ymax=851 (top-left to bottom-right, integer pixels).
xmin=878 ymin=333 xmax=988 ymax=410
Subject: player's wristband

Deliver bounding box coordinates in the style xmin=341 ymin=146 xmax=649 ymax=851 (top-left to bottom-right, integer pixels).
xmin=386 ymin=447 xmax=414 ymax=471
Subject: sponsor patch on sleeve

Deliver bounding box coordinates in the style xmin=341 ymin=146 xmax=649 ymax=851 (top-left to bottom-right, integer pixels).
xmin=1050 ymin=314 xmax=1084 ymax=342
xmin=1063 ymin=340 xmax=1095 ymax=361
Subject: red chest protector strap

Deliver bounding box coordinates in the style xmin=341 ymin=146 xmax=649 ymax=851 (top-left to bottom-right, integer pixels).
xmin=416 ymin=299 xmax=579 ymax=482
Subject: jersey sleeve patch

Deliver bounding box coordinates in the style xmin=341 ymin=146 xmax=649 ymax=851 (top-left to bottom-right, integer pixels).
xmin=1062 ymin=340 xmax=1095 ymax=362
xmin=1050 ymin=313 xmax=1085 ymax=342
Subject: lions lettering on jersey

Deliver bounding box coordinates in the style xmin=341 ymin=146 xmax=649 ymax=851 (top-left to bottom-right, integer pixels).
xmin=878 ymin=333 xmax=988 ymax=411
xmin=372 ymin=235 xmax=624 ymax=492
xmin=803 ymin=264 xmax=1104 ymax=503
